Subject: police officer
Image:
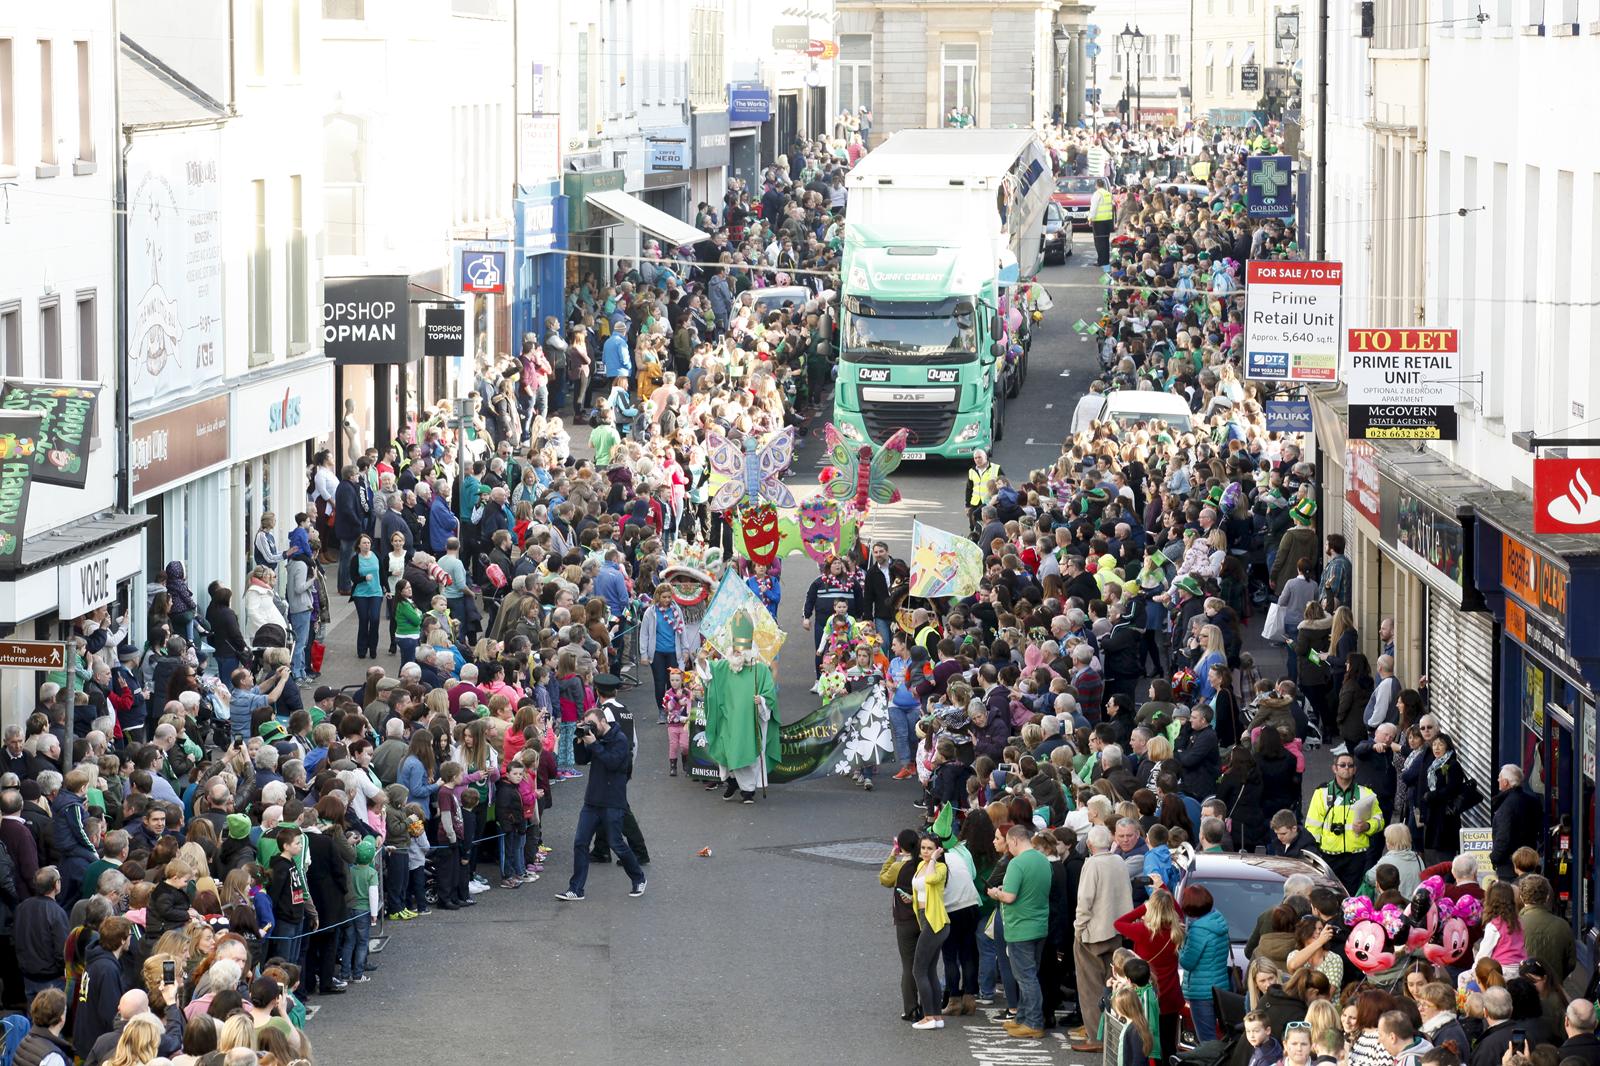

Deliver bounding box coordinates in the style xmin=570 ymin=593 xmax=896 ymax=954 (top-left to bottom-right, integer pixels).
xmin=554 ymin=676 xmax=649 ymax=901
xmin=1304 ymin=751 xmax=1384 ymax=893
xmin=583 ymin=674 xmax=651 ymax=868
xmin=1089 ymin=178 xmax=1116 ymax=266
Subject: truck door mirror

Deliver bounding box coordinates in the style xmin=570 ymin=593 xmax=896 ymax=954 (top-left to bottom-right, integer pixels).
xmin=990 ymin=341 xmax=1005 ymax=360
xmin=991 ymin=315 xmax=1004 ymax=339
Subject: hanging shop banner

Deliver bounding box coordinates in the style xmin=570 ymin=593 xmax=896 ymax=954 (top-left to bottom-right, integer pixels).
xmin=687 ymin=685 xmax=892 ymax=784
xmin=0 ymin=412 xmax=44 ymax=569
xmin=1379 ymin=474 xmax=1464 ymax=600
xmin=1245 ymin=155 xmax=1295 ymax=219
xmin=1345 ymin=441 xmax=1381 ymax=528
xmin=423 ymin=308 xmax=466 ymax=359
xmin=1534 ymin=458 xmax=1600 ymax=535
xmin=1264 ymin=398 xmax=1314 ymax=434
xmin=0 ymin=382 xmax=99 ymax=488
xmin=126 ymin=129 xmax=225 ymax=413
xmin=1243 ymin=261 xmax=1341 ymax=382
xmin=460 ymin=250 xmax=506 ymax=295
xmin=323 ymin=276 xmax=410 ymax=364
xmin=129 ymin=393 xmax=230 ymax=499
xmin=1345 ymin=328 xmax=1460 ymax=440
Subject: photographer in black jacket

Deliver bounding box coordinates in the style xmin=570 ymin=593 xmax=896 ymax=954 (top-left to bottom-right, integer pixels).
xmin=555 ymin=679 xmax=647 ymax=902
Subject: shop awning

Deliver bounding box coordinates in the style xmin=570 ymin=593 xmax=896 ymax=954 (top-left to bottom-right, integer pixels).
xmin=1222 ymin=45 xmax=1235 ymax=68
xmin=584 ymin=188 xmax=707 ymax=249
xmin=1243 ymin=42 xmax=1257 ymax=64
xmin=1204 ymin=44 xmax=1216 ymax=65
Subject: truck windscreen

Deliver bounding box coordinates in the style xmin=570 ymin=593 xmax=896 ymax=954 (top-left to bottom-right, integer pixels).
xmin=841 ymin=303 xmax=976 ymax=364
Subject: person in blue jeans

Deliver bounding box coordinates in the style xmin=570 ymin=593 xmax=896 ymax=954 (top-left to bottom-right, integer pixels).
xmin=555 ymin=700 xmax=646 ymax=901
xmin=348 ymin=535 xmax=384 ymax=659
xmin=285 ymin=554 xmax=315 ymax=682
xmin=989 ymin=824 xmax=1053 ymax=1038
xmin=338 ymin=838 xmax=379 ymax=982
xmin=886 ymin=638 xmax=925 ymax=780
xmin=495 ymin=762 xmax=531 ymax=888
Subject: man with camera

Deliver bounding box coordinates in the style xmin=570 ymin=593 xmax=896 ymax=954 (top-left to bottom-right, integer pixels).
xmin=1304 ymin=750 xmax=1384 ymax=893
xmin=555 ymin=680 xmax=647 ymax=901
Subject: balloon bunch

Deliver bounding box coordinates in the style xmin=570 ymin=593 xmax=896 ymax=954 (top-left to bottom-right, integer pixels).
xmin=1403 ymin=876 xmax=1483 ymax=967
xmin=1342 ymin=896 xmax=1412 ymax=975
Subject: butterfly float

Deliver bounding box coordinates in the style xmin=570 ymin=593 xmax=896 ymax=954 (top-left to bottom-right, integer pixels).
xmin=707 ymin=427 xmax=797 ymax=511
xmin=821 ymin=423 xmax=910 ymax=512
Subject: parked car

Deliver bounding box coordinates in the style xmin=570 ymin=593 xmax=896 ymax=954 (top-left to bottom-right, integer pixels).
xmin=1174 ymin=850 xmax=1345 ymax=986
xmin=1051 ymin=173 xmax=1097 ymax=230
xmin=1069 ymin=389 xmax=1199 ymax=435
xmin=748 ymin=286 xmax=818 ymax=313
xmin=1040 ymin=202 xmax=1074 ymax=265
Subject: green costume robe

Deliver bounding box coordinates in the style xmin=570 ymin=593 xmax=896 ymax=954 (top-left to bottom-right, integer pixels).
xmin=703 ymin=659 xmax=780 ymax=772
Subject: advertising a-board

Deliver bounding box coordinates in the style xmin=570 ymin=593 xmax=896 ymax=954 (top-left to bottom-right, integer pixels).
xmin=1244 ymin=261 xmax=1341 ymax=382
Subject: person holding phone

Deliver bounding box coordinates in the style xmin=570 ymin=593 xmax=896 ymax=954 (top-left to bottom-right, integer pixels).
xmin=881 ymin=829 xmax=924 ymax=1022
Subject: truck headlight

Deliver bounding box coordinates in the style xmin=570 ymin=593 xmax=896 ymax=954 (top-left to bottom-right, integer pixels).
xmin=956 ymin=422 xmax=982 ymax=442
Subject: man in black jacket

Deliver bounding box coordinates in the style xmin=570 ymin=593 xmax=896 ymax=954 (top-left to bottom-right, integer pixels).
xmin=1265 ymin=809 xmax=1321 ymax=860
xmin=1099 ymin=609 xmax=1144 ymax=707
xmin=555 ymin=693 xmax=646 ymax=902
xmin=333 ymin=466 xmax=365 ymax=594
xmin=71 ymin=915 xmax=132 ymax=1059
xmin=861 ymin=542 xmax=899 ymax=648
xmin=1561 ymin=1000 xmax=1600 ymax=1066
xmin=1490 ymin=764 xmax=1542 ymax=880
xmin=1175 ymin=705 xmax=1221 ymax=801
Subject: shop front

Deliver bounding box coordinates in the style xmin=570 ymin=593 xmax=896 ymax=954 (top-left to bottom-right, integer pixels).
xmin=130 ymin=392 xmax=233 ymax=611
xmin=1473 ymin=498 xmax=1600 ymax=950
xmin=227 ymin=359 xmax=335 ymax=576
xmin=728 ymin=84 xmax=772 ymax=189
xmin=563 ymin=167 xmax=708 ymax=279
xmin=691 ymin=109 xmax=730 ymax=212
xmin=642 ymin=124 xmax=692 ymax=230
xmin=513 ymin=181 xmax=567 ymax=351
xmin=325 ymin=274 xmax=462 ymax=467
xmin=0 ymin=513 xmax=150 ymax=729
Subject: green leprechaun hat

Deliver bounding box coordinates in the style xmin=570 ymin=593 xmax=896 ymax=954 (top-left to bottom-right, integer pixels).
xmin=1291 ymin=497 xmax=1318 ymax=526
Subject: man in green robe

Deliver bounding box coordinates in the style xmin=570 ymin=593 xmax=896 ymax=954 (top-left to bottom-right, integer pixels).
xmin=702 ymin=611 xmax=780 ymax=803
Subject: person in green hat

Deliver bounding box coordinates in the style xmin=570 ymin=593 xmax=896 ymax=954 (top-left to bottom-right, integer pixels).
xmin=1270 ymin=496 xmax=1319 ymax=596
xmin=217 ymin=813 xmax=258 ymax=875
xmin=339 ymin=838 xmax=380 ymax=984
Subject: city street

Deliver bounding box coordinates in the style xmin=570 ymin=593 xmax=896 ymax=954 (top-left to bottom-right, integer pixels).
xmin=311 ymin=253 xmax=1111 ymax=1065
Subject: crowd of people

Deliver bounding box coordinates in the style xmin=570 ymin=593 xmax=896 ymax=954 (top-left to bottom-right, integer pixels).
xmin=869 ymin=118 xmax=1576 ymax=1066
xmin=0 ymin=131 xmax=860 ymax=1065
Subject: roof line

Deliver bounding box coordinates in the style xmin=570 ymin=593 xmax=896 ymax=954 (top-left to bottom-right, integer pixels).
xmin=119 ymin=32 xmax=230 ymax=122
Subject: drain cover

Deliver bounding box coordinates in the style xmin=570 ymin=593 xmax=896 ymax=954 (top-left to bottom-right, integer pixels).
xmin=761 ymin=838 xmax=891 ymax=869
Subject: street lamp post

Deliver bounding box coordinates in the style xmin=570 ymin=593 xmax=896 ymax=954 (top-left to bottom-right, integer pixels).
xmin=1118 ymin=23 xmax=1145 ymax=125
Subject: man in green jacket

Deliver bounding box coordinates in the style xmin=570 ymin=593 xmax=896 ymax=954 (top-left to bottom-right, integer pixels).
xmin=1519 ymin=874 xmax=1576 ymax=984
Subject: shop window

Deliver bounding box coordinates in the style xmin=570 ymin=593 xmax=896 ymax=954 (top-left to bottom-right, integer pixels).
xmin=288 ymin=175 xmax=309 ymax=351
xmin=76 ymin=290 xmax=96 ymax=381
xmin=323 ymin=0 xmax=363 ymax=18
xmin=38 ymin=40 xmax=55 ymax=170
xmin=0 ymin=302 xmax=19 ymax=376
xmin=40 ymin=298 xmax=61 ymax=379
xmin=839 ymin=34 xmax=872 ymax=116
xmin=249 ymin=179 xmax=271 ymax=364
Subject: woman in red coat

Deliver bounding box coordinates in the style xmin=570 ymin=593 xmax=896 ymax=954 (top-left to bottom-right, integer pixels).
xmin=1114 ymin=887 xmax=1187 ymax=1064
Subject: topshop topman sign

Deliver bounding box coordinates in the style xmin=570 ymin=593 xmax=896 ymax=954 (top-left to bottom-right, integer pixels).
xmin=323 ymin=276 xmax=411 ymax=364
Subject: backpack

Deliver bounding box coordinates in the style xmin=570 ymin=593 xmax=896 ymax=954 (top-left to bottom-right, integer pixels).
xmin=0 ymin=1011 xmax=30 ymax=1065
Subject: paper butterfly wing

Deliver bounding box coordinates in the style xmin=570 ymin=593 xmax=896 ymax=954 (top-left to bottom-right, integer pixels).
xmin=755 ymin=427 xmax=796 ymax=482
xmin=709 ymin=480 xmax=746 ymax=512
xmin=761 ymin=478 xmax=797 ymax=509
xmin=705 ymin=433 xmax=745 ymax=481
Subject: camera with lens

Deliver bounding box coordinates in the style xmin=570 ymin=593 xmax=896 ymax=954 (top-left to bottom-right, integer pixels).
xmin=1330 ymin=822 xmax=1345 ymax=835
xmin=573 ymin=722 xmax=593 ymax=741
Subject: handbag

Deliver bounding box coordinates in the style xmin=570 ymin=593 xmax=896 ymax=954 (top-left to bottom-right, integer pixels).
xmin=1261 ymin=602 xmax=1286 ymax=644
xmin=309 ymin=640 xmax=326 ymax=674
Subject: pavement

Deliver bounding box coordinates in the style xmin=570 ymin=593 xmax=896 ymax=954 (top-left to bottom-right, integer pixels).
xmin=304 ymin=246 xmax=1248 ymax=1064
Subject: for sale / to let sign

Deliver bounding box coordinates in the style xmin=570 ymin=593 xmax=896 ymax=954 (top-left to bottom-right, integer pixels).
xmin=1345 ymin=328 xmax=1460 ymax=441
xmin=1243 ymin=261 xmax=1342 ymax=382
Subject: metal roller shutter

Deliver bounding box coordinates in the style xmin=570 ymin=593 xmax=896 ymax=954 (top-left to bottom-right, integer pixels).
xmin=1426 ymin=591 xmax=1496 ymax=827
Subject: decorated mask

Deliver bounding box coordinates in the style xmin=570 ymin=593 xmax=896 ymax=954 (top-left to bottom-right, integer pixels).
xmin=660 ymin=564 xmax=715 ymax=623
xmin=736 ymin=504 xmax=781 ymax=567
xmin=798 ymin=497 xmax=845 ymax=566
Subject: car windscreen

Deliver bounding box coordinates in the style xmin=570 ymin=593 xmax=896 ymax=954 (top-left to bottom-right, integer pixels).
xmin=1192 ymin=877 xmax=1286 ymax=941
xmin=1057 ymin=176 xmax=1096 ymax=195
xmin=1113 ymin=410 xmax=1190 ymax=428
xmin=841 ymin=298 xmax=976 ymax=364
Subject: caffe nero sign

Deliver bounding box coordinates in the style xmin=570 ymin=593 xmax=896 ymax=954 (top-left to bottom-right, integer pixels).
xmin=0 ymin=382 xmax=99 ymax=489
xmin=323 ymin=276 xmax=411 ymax=364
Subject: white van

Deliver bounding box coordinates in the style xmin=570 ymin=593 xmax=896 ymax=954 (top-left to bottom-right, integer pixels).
xmin=1070 ymin=390 xmax=1198 ymax=435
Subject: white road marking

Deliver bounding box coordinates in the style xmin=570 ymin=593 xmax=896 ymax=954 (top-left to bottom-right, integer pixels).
xmin=1044 ymin=403 xmax=1054 ymax=409
xmin=1022 ymin=438 xmax=1059 ymax=447
xmin=1059 ymin=368 xmax=1073 ymax=377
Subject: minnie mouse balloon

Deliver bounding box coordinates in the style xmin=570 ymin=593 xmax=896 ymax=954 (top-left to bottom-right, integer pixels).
xmin=1343 ymin=898 xmax=1412 ymax=975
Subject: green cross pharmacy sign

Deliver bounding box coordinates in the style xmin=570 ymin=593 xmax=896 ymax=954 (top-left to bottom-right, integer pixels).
xmin=1246 ymin=155 xmax=1296 ymax=219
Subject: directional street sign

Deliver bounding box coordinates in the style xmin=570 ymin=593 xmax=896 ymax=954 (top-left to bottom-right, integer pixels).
xmin=0 ymin=640 xmax=67 ymax=670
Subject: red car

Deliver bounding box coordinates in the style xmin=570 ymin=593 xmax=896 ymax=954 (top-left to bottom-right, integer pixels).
xmin=1051 ymin=174 xmax=1098 ymax=230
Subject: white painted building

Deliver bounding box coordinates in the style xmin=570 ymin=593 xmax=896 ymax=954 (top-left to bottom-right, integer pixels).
xmin=1426 ymin=7 xmax=1600 ymax=487
xmin=1187 ymin=0 xmax=1270 ymax=118
xmin=0 ymin=2 xmax=140 ymax=722
xmin=1090 ymin=0 xmax=1190 ymax=125
xmin=120 ymin=0 xmax=331 ymax=629
xmin=319 ymin=0 xmax=514 ymax=462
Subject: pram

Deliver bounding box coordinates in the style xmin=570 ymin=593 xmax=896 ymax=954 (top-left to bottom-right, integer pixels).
xmin=251 ymin=622 xmax=292 ymax=676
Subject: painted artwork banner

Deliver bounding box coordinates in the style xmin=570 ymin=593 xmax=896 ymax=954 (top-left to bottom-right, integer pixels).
xmin=126 ymin=129 xmax=224 ymax=413
xmin=0 ymin=383 xmax=99 ymax=488
xmin=688 ymin=685 xmax=892 ymax=783
xmin=909 ymin=519 xmax=984 ymax=599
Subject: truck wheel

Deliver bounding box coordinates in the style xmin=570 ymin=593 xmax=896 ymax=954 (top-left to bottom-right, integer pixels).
xmin=992 ymin=397 xmax=1005 ymax=442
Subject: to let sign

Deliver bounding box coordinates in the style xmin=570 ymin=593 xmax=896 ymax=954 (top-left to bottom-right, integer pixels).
xmin=1346 ymin=328 xmax=1460 ymax=440
xmin=0 ymin=640 xmax=67 ymax=670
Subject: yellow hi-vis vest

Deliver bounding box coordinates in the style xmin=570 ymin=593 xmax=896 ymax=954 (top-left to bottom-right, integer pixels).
xmin=1090 ymin=188 xmax=1115 ymax=223
xmin=968 ymin=464 xmax=1001 ymax=506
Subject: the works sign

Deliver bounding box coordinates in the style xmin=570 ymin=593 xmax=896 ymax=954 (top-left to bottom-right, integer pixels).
xmin=323 ymin=276 xmax=412 ymax=365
